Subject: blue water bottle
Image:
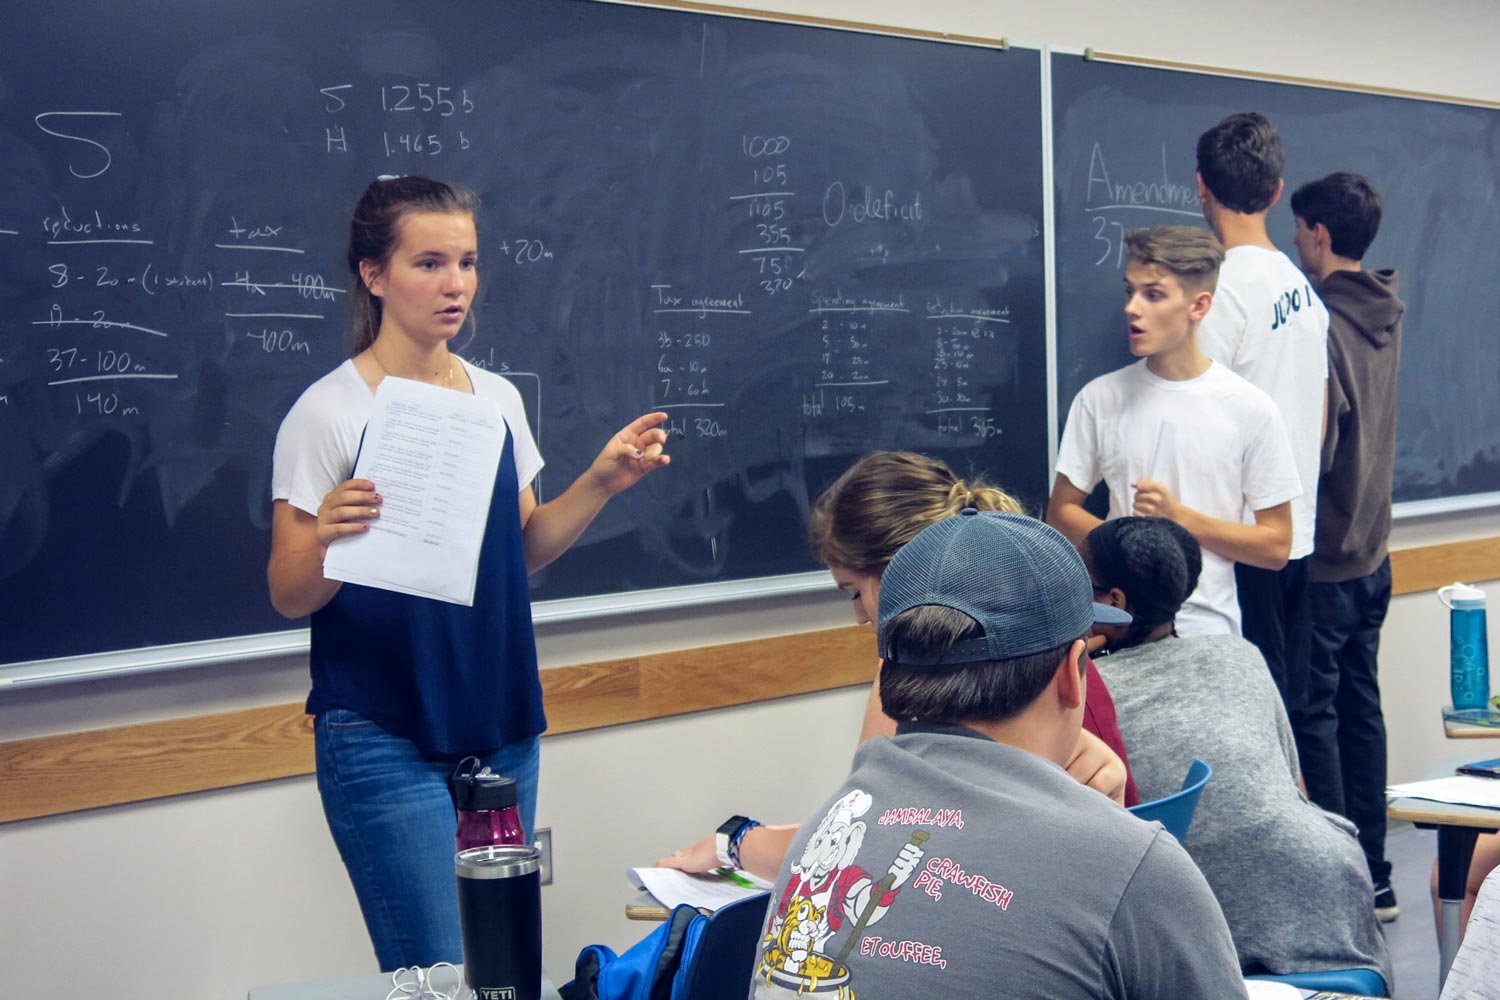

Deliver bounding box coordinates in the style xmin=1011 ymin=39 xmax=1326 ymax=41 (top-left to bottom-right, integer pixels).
xmin=1439 ymin=583 xmax=1490 ymax=711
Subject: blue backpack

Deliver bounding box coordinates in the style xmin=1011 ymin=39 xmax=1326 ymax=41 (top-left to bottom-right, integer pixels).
xmin=561 ymin=892 xmax=771 ymax=1000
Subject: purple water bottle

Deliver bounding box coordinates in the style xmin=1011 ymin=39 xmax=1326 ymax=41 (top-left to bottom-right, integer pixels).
xmin=451 ymin=757 xmax=526 ymax=852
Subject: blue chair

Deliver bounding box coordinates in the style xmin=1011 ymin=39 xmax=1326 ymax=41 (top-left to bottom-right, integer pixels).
xmin=674 ymin=890 xmax=772 ymax=1000
xmin=1246 ymin=968 xmax=1388 ymax=996
xmin=1128 ymin=758 xmax=1212 ymax=845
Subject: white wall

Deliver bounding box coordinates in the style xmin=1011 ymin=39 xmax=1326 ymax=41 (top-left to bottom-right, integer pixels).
xmin=3 ymin=2 xmax=1498 ymax=996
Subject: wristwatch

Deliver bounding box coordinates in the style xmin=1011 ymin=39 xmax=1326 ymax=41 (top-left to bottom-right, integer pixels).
xmin=715 ymin=815 xmax=756 ymax=867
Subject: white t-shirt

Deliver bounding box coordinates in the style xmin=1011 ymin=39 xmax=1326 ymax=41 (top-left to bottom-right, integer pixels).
xmin=272 ymin=359 xmax=543 ymax=515
xmin=1056 ymin=359 xmax=1301 ymax=636
xmin=1198 ymin=245 xmax=1329 ymax=560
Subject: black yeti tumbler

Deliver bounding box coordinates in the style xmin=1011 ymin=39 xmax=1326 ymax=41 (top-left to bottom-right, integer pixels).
xmin=455 ymin=844 xmax=542 ymax=1000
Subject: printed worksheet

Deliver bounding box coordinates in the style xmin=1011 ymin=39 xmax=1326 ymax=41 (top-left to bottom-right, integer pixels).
xmin=323 ymin=376 xmax=504 ymax=605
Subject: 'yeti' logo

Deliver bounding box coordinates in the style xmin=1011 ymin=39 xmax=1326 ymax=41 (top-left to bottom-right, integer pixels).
xmin=477 ymin=988 xmax=516 ymax=1000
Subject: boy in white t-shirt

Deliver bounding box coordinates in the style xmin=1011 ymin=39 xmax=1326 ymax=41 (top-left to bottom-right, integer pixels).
xmin=1048 ymin=226 xmax=1300 ymax=637
xmin=1195 ymin=112 xmax=1329 ymax=707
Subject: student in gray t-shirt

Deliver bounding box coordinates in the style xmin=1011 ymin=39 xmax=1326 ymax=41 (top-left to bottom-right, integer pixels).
xmin=750 ymin=511 xmax=1247 ymax=1000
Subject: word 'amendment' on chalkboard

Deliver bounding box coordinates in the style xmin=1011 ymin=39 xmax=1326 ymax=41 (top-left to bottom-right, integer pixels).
xmin=0 ymin=0 xmax=1045 ymax=670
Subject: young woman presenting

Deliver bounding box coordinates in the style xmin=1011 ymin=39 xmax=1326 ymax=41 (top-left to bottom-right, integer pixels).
xmin=269 ymin=176 xmax=669 ymax=969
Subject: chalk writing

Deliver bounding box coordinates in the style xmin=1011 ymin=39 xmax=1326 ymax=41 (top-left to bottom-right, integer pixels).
xmin=922 ymin=300 xmax=1010 ymax=435
xmin=380 ymin=83 xmax=474 ymax=117
xmin=735 ymin=135 xmax=805 ymax=296
xmin=217 ymin=218 xmax=304 ymax=254
xmin=822 ymin=183 xmax=923 ymax=228
xmin=244 ymin=329 xmax=312 ymax=354
xmin=47 ymin=262 xmax=209 ymax=296
xmin=1084 ymin=142 xmax=1200 ymax=217
xmin=225 ymin=271 xmax=345 ymax=300
xmin=1084 ymin=142 xmax=1201 ymax=270
xmin=42 ymin=206 xmax=146 ymax=242
xmin=72 ymin=390 xmax=140 ymax=416
xmin=34 ymin=306 xmax=169 ymax=338
xmin=34 ymin=111 xmax=120 ymax=178
xmin=646 ymin=284 xmax=748 ymax=425
xmin=45 ymin=347 xmax=151 ymax=374
xmin=495 ymin=238 xmax=554 ymax=264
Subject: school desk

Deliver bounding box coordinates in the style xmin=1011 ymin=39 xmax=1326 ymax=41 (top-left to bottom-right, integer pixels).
xmin=1442 ymin=711 xmax=1500 ymax=739
xmin=1385 ymin=796 xmax=1500 ymax=989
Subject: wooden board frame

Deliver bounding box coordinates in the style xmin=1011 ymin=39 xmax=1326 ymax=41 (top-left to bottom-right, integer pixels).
xmin=3 ymin=537 xmax=1496 ymax=825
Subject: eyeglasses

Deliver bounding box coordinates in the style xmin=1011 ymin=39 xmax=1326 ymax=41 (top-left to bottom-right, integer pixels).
xmin=386 ymin=963 xmax=461 ymax=1000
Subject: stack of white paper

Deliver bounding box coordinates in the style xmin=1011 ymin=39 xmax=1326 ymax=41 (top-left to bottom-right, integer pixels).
xmin=1387 ymin=775 xmax=1500 ymax=810
xmin=324 ymin=377 xmax=505 ymax=606
xmin=628 ymin=867 xmax=772 ymax=911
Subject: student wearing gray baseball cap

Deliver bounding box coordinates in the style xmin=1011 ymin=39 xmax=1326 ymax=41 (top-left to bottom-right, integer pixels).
xmin=750 ymin=509 xmax=1247 ymax=1000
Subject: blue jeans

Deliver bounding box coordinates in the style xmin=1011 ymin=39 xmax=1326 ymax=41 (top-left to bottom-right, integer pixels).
xmin=314 ymin=708 xmax=540 ymax=971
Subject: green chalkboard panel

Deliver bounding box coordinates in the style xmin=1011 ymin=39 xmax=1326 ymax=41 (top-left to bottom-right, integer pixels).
xmin=0 ymin=2 xmax=1045 ymax=668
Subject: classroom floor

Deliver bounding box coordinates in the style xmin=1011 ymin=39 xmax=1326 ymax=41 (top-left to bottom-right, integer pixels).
xmin=1384 ymin=823 xmax=1442 ymax=999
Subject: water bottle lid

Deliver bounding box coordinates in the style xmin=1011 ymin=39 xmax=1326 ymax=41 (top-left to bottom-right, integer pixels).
xmin=1439 ymin=582 xmax=1488 ymax=610
xmin=450 ymin=758 xmax=519 ymax=812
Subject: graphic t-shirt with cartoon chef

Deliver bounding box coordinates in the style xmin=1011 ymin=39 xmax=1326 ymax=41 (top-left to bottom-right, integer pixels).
xmin=750 ymin=722 xmax=1247 ymax=1000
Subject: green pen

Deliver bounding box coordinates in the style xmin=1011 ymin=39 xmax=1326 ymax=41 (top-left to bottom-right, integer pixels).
xmin=714 ymin=866 xmax=755 ymax=889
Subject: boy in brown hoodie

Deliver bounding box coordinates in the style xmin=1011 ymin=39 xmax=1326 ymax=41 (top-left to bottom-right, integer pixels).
xmin=1290 ymin=171 xmax=1405 ymax=921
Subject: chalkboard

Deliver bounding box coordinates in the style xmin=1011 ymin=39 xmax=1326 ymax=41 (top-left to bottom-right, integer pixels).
xmin=0 ymin=1 xmax=1046 ymax=671
xmin=1051 ymin=52 xmax=1500 ymax=509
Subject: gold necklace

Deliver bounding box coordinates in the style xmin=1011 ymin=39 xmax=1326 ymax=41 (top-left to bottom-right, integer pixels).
xmin=368 ymin=346 xmax=455 ymax=389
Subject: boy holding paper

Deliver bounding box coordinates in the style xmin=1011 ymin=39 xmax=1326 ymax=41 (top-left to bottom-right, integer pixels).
xmin=1047 ymin=225 xmax=1299 ymax=636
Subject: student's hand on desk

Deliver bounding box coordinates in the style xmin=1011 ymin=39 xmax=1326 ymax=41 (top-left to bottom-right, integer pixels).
xmin=588 ymin=412 xmax=672 ymax=496
xmin=1067 ymin=729 xmax=1128 ymax=806
xmin=655 ymin=835 xmax=719 ymax=874
xmin=317 ymin=478 xmax=381 ymax=548
xmin=1129 ymin=478 xmax=1180 ymax=521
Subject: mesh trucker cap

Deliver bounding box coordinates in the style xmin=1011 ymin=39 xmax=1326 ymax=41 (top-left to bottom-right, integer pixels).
xmin=877 ymin=509 xmax=1132 ymax=667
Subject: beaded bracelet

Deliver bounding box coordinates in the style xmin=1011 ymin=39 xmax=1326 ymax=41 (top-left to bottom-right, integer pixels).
xmin=727 ymin=818 xmax=763 ymax=869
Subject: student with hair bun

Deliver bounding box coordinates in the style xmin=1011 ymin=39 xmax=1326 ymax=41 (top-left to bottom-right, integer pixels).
xmin=657 ymin=451 xmax=1136 ymax=881
xmin=1083 ymin=516 xmax=1389 ymax=984
xmin=268 ymin=175 xmax=670 ymax=970
xmin=810 ymin=451 xmax=1133 ymax=808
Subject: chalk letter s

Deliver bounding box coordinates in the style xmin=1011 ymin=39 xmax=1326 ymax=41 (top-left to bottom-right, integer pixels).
xmin=35 ymin=112 xmax=121 ymax=179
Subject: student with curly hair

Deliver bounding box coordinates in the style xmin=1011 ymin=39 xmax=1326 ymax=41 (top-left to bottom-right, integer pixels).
xmin=1084 ymin=516 xmax=1389 ymax=985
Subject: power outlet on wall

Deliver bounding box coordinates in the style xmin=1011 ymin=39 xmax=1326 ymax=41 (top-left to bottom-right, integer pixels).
xmin=533 ymin=827 xmax=553 ymax=886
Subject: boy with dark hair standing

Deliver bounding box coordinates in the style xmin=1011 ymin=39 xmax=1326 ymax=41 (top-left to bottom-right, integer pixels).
xmin=1290 ymin=171 xmax=1405 ymax=920
xmin=1049 ymin=225 xmax=1300 ymax=637
xmin=750 ymin=510 xmax=1248 ymax=999
xmin=1194 ymin=112 xmax=1330 ymax=716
